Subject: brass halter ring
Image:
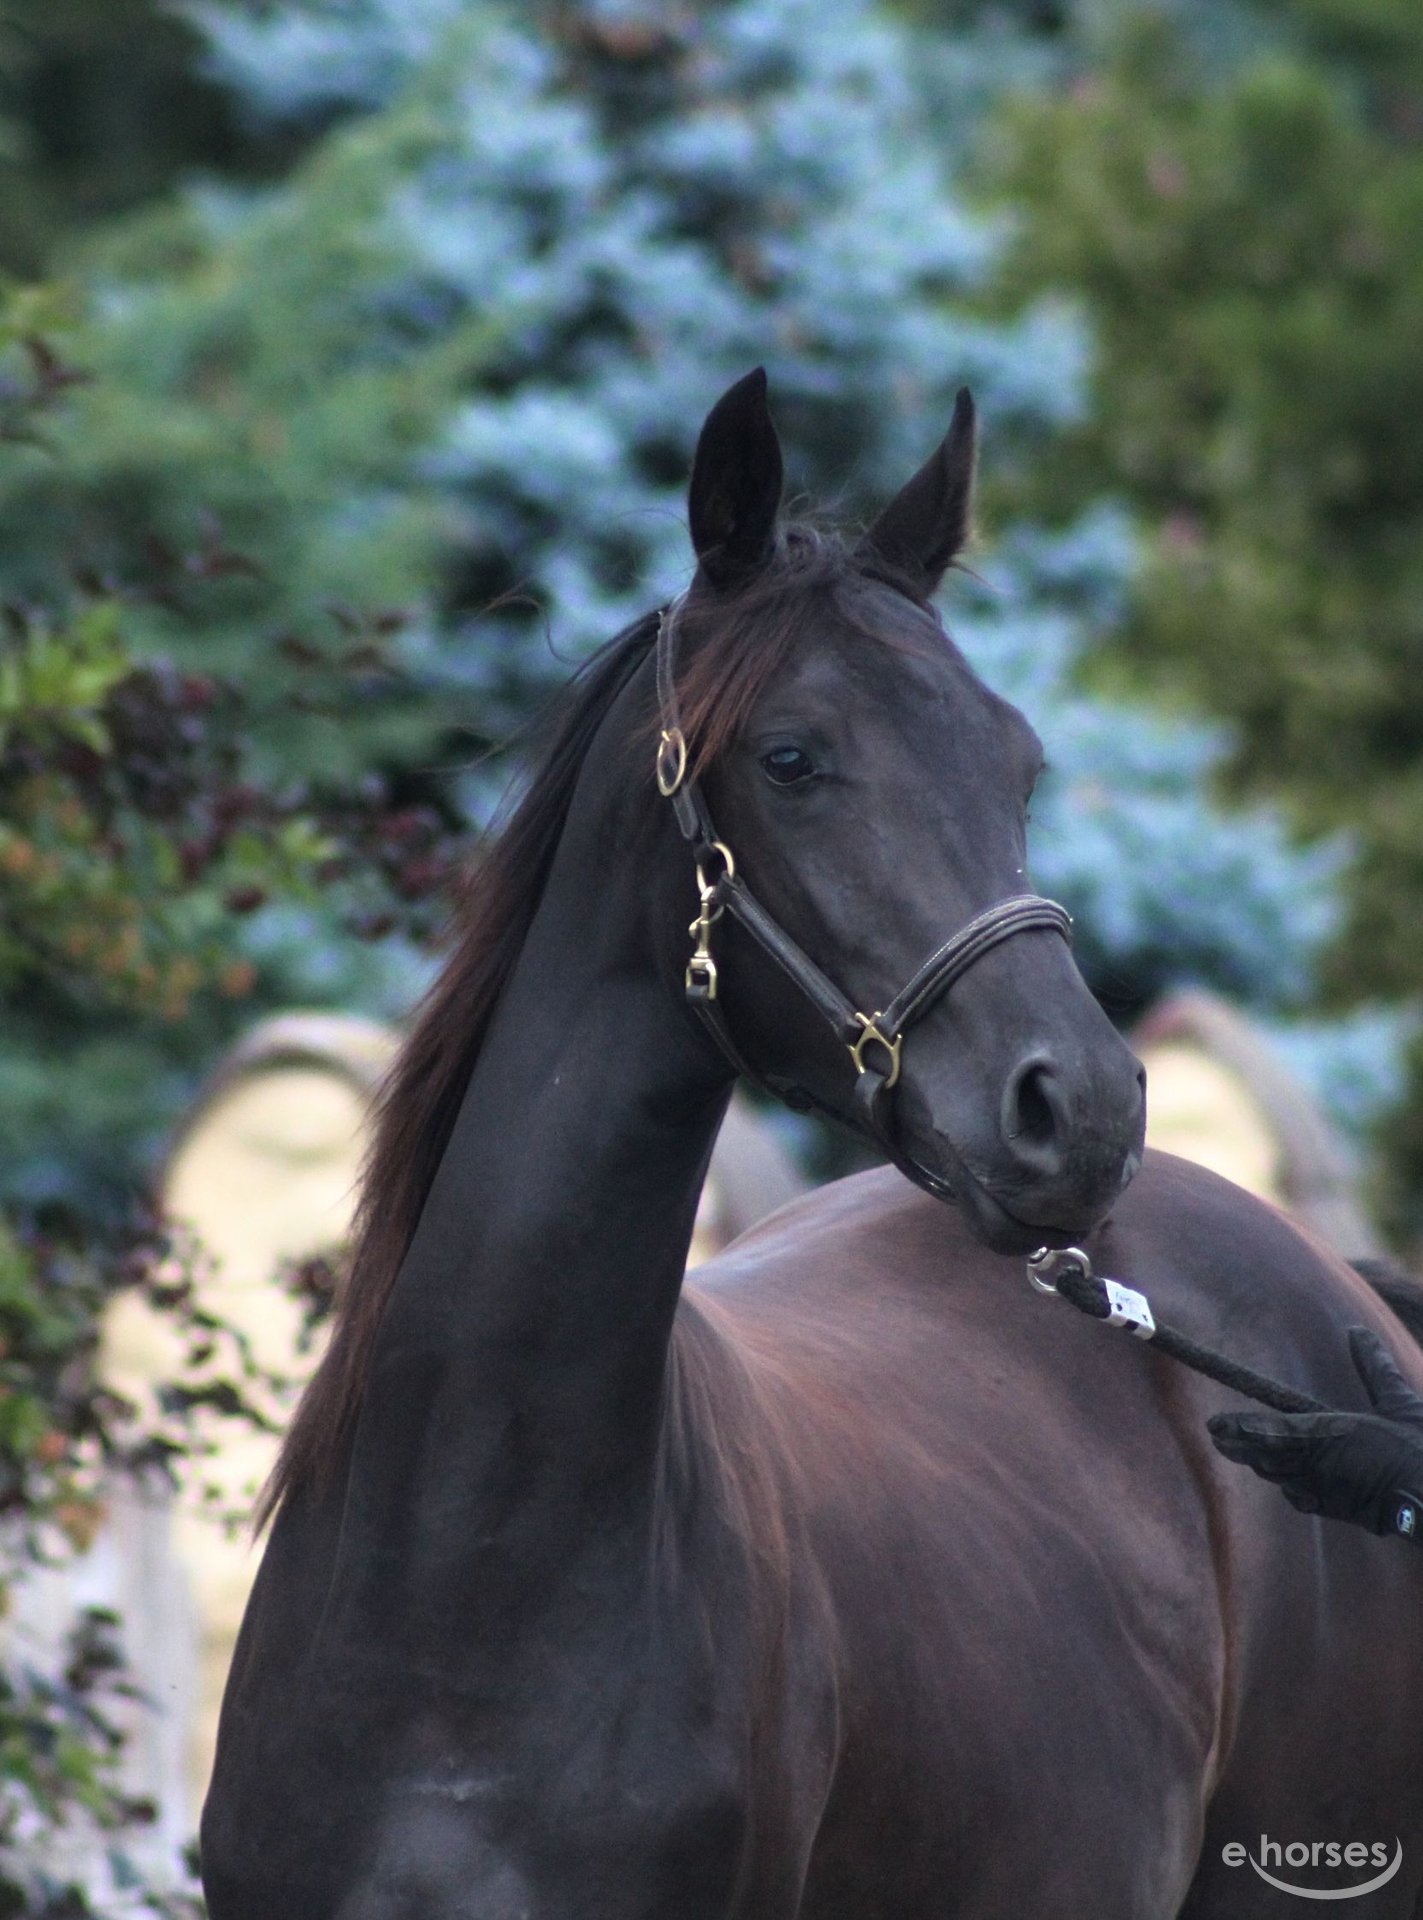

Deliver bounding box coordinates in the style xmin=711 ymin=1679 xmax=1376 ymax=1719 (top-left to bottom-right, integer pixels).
xmin=694 ymin=840 xmax=734 ymax=898
xmin=849 ymin=1013 xmax=903 ymax=1089
xmin=656 ymin=727 xmax=688 ymax=798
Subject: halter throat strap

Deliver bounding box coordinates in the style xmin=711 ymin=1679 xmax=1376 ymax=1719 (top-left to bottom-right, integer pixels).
xmin=652 ymin=595 xmax=1073 ymax=1199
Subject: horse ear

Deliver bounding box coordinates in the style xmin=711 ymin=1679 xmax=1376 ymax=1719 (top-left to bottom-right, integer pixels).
xmin=858 ymin=387 xmax=977 ymax=594
xmin=688 ymin=367 xmax=784 ymax=585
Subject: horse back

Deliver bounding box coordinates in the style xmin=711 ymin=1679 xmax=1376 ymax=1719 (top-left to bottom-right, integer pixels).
xmin=674 ymin=1152 xmax=1423 ymax=1916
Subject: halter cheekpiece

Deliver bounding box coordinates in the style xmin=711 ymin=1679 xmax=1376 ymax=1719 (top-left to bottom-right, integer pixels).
xmin=654 ymin=593 xmax=1075 ymax=1201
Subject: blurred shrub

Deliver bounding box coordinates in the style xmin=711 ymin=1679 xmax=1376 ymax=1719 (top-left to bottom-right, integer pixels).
xmin=979 ymin=1 xmax=1423 ymax=1230
xmin=0 ymin=299 xmax=462 ymax=1906
xmin=0 ymin=0 xmax=1344 ymax=1032
xmin=0 ymin=0 xmax=288 ymax=278
xmin=0 ymin=287 xmax=464 ymax=1216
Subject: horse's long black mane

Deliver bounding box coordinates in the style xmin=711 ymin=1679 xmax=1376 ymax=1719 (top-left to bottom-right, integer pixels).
xmin=253 ymin=615 xmax=656 ymax=1527
xmin=260 ymin=530 xmax=925 ymax=1523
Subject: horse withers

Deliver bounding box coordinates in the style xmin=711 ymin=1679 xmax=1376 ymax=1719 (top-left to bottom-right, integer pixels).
xmin=202 ymin=370 xmax=1423 ymax=1918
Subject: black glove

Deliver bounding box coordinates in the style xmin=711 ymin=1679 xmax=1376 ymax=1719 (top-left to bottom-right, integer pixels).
xmin=1207 ymin=1327 xmax=1423 ymax=1541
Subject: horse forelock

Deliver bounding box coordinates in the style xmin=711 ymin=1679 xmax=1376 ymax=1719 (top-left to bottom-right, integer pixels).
xmin=672 ymin=527 xmax=940 ymax=773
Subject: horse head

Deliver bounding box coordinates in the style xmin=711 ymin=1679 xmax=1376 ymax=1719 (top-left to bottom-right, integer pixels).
xmin=660 ymin=368 xmax=1146 ymax=1253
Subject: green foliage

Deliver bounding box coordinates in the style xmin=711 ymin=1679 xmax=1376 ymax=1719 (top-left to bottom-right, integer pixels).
xmin=0 ymin=1609 xmax=193 ymax=1918
xmin=0 ymin=301 xmax=466 ymax=1215
xmin=0 ymin=122 xmax=458 ymax=787
xmin=0 ymin=0 xmax=1340 ymax=1017
xmin=0 ymin=0 xmax=284 ymax=277
xmin=0 ymin=1208 xmax=274 ymax=1914
xmin=1 ymin=607 xmax=325 ymax=1021
xmin=0 ymin=0 xmax=1363 ymax=1205
xmin=0 ymin=1206 xmax=177 ymax=1909
xmin=0 ymin=291 xmax=465 ymax=1904
xmin=979 ymin=3 xmax=1423 ymax=1232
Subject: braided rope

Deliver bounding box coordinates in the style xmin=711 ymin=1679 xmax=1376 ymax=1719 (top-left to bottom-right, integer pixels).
xmin=1037 ymin=1251 xmax=1327 ymax=1415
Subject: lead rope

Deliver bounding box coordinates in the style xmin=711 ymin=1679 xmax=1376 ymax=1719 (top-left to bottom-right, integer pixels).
xmin=1026 ymin=1246 xmax=1327 ymax=1414
xmin=1033 ymin=1254 xmax=1423 ymax=1544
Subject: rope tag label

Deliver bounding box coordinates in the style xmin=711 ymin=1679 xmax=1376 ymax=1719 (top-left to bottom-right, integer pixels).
xmin=1103 ymin=1280 xmax=1155 ymax=1340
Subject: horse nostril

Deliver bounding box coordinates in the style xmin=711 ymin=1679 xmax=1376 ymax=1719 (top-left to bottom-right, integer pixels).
xmin=1002 ymin=1056 xmax=1063 ymax=1156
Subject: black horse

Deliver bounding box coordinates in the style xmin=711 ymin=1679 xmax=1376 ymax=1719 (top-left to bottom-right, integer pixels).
xmin=202 ymin=372 xmax=1423 ymax=1918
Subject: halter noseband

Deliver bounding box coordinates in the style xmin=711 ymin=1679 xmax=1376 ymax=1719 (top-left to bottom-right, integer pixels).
xmin=654 ymin=596 xmax=1074 ymax=1203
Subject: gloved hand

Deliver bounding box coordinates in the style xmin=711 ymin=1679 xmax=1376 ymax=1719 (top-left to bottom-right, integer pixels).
xmin=1207 ymin=1327 xmax=1423 ymax=1541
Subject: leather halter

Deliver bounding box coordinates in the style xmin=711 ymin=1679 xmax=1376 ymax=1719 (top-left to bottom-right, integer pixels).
xmin=654 ymin=595 xmax=1075 ymax=1203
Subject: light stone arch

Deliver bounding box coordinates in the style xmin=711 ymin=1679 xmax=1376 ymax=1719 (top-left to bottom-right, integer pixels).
xmin=1133 ymin=988 xmax=1379 ymax=1260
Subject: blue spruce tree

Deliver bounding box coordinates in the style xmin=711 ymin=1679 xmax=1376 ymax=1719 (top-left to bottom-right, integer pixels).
xmin=195 ymin=0 xmax=1343 ymax=998
xmin=0 ymin=0 xmax=1366 ymax=1172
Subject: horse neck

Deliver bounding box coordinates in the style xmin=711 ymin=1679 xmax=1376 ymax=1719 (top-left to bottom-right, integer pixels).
xmin=333 ymin=711 xmax=733 ymax=1618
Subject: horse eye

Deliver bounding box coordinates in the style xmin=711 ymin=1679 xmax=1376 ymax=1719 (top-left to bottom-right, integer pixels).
xmin=760 ymin=746 xmax=816 ymax=788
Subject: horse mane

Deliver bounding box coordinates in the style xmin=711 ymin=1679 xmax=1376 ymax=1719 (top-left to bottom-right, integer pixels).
xmin=259 ymin=530 xmax=922 ymax=1525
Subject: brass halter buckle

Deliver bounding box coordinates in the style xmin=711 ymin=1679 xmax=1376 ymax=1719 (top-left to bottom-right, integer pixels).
xmin=849 ymin=1013 xmax=902 ymax=1089
xmin=686 ymin=841 xmax=734 ymax=1002
xmin=656 ymin=727 xmax=688 ymax=797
